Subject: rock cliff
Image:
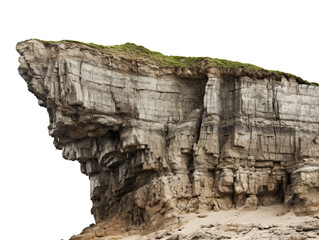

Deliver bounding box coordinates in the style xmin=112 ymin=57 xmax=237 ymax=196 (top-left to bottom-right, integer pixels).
xmin=17 ymin=39 xmax=319 ymax=238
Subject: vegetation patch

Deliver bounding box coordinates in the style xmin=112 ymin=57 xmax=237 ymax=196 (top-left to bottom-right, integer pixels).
xmin=40 ymin=39 xmax=317 ymax=85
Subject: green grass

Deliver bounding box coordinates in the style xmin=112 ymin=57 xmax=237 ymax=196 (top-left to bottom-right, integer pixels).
xmin=39 ymin=39 xmax=317 ymax=85
xmin=42 ymin=39 xmax=106 ymax=49
xmin=304 ymin=80 xmax=319 ymax=86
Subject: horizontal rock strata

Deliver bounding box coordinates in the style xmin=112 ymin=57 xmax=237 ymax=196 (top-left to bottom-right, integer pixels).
xmin=17 ymin=39 xmax=319 ymax=235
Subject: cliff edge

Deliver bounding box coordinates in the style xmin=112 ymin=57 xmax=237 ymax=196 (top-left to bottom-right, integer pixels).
xmin=17 ymin=39 xmax=319 ymax=239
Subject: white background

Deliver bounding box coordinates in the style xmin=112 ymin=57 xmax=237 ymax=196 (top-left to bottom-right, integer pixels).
xmin=1 ymin=1 xmax=318 ymax=239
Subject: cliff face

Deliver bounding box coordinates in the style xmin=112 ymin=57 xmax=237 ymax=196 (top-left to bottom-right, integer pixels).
xmin=17 ymin=39 xmax=319 ymax=232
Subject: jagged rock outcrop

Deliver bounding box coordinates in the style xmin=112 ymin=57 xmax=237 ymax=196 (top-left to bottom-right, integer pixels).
xmin=17 ymin=39 xmax=319 ymax=237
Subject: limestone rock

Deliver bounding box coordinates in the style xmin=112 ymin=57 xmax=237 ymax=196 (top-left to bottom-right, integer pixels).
xmin=17 ymin=39 xmax=319 ymax=238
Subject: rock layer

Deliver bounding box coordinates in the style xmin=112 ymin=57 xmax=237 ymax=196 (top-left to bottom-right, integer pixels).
xmin=17 ymin=39 xmax=319 ymax=232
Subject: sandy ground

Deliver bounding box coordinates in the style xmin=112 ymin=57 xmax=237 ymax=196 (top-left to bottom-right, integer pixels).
xmin=117 ymin=205 xmax=315 ymax=240
xmin=180 ymin=205 xmax=313 ymax=234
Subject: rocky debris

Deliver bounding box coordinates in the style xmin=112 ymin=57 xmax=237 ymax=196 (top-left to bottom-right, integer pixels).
xmin=67 ymin=218 xmax=319 ymax=240
xmin=16 ymin=39 xmax=319 ymax=239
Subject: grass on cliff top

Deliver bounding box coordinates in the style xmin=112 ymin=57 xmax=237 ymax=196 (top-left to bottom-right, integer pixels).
xmin=42 ymin=39 xmax=265 ymax=69
xmin=41 ymin=39 xmax=318 ymax=85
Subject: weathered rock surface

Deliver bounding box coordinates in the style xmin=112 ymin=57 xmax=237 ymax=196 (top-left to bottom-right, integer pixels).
xmin=17 ymin=39 xmax=319 ymax=239
xmin=65 ymin=206 xmax=319 ymax=240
